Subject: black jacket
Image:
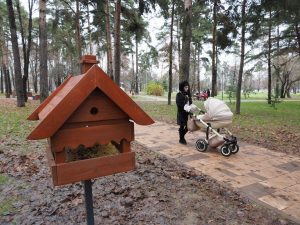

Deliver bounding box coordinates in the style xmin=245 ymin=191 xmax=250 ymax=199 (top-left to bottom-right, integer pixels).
xmin=176 ymin=81 xmax=192 ymax=126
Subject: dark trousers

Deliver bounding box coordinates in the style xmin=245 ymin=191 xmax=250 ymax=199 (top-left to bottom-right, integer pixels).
xmin=179 ymin=125 xmax=188 ymax=140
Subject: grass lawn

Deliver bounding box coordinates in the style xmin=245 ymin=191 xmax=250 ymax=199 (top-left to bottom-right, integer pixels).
xmin=137 ymin=100 xmax=300 ymax=128
xmin=0 ymin=99 xmax=41 ymax=154
xmin=136 ymin=100 xmax=300 ymax=156
xmin=137 ymin=91 xmax=300 ymax=102
xmin=215 ymin=92 xmax=300 ymax=101
xmin=0 ymin=97 xmax=299 ymax=156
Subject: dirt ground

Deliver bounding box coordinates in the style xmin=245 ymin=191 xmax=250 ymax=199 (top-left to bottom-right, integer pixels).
xmin=0 ymin=139 xmax=297 ymax=225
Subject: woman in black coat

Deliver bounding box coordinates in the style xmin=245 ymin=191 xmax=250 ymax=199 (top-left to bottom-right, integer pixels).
xmin=176 ymin=81 xmax=192 ymax=144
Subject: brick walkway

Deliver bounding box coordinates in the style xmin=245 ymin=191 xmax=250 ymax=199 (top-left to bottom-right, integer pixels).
xmin=135 ymin=121 xmax=300 ymax=223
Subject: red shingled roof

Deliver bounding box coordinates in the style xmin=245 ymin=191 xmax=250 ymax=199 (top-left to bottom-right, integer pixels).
xmin=27 ymin=65 xmax=154 ymax=140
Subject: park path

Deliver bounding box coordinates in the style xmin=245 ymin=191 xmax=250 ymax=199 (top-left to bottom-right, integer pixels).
xmin=135 ymin=121 xmax=300 ymax=223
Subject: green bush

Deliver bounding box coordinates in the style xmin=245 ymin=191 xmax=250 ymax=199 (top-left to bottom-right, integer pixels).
xmin=146 ymin=82 xmax=164 ymax=96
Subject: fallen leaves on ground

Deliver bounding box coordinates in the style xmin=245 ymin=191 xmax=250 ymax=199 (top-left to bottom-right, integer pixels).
xmin=0 ymin=141 xmax=296 ymax=225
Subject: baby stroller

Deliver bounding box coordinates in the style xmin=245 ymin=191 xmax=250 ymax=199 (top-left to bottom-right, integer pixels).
xmin=185 ymin=98 xmax=239 ymax=157
xmin=193 ymin=91 xmax=208 ymax=101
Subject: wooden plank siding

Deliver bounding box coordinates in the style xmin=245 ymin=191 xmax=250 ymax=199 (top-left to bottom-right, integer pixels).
xmin=46 ymin=148 xmax=135 ymax=186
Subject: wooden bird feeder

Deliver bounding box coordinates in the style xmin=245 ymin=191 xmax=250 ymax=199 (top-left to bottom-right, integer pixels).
xmin=27 ymin=55 xmax=154 ymax=186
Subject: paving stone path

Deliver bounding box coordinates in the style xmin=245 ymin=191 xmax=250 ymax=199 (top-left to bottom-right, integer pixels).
xmin=135 ymin=121 xmax=300 ymax=223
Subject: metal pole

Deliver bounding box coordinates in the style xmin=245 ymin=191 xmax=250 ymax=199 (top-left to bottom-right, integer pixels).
xmin=83 ymin=180 xmax=95 ymax=225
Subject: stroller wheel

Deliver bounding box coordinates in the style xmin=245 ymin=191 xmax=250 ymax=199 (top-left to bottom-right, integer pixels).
xmin=229 ymin=144 xmax=239 ymax=154
xmin=196 ymin=139 xmax=208 ymax=152
xmin=220 ymin=145 xmax=231 ymax=157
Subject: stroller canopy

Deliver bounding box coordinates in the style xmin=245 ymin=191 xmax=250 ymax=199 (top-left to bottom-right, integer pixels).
xmin=204 ymin=98 xmax=233 ymax=121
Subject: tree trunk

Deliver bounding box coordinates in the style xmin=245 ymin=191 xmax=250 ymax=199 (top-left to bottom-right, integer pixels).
xmin=286 ymin=74 xmax=290 ymax=98
xmin=48 ymin=73 xmax=53 ymax=92
xmin=32 ymin=45 xmax=38 ymax=93
xmin=275 ymin=25 xmax=280 ymax=98
xmin=105 ymin=0 xmax=114 ymax=79
xmin=131 ymin=53 xmax=135 ymax=92
xmin=16 ymin=0 xmax=33 ymax=102
xmin=267 ymin=9 xmax=272 ymax=104
xmin=75 ymin=0 xmax=82 ymax=60
xmin=177 ymin=16 xmax=181 ymax=68
xmin=16 ymin=0 xmax=28 ymax=102
xmin=8 ymin=64 xmax=15 ymax=90
xmin=2 ymin=44 xmax=10 ymax=97
xmin=280 ymin=79 xmax=286 ymax=98
xmin=135 ymin=36 xmax=139 ymax=94
xmin=211 ymin=0 xmax=218 ymax=97
xmin=6 ymin=0 xmax=25 ymax=107
xmin=295 ymin=21 xmax=300 ymax=56
xmin=4 ymin=68 xmax=9 ymax=97
xmin=233 ymin=60 xmax=237 ymax=86
xmin=235 ymin=0 xmax=246 ymax=115
xmin=192 ymin=46 xmax=197 ymax=92
xmin=7 ymin=69 xmax=12 ymax=95
xmin=39 ymin=0 xmax=49 ymax=102
xmin=87 ymin=4 xmax=92 ymax=54
xmin=0 ymin=67 xmax=3 ymax=93
xmin=168 ymin=0 xmax=175 ymax=105
xmin=179 ymin=0 xmax=192 ymax=83
xmin=4 ymin=67 xmax=9 ymax=97
xmin=114 ymin=0 xmax=121 ymax=86
xmin=286 ymin=87 xmax=291 ymax=98
xmin=197 ymin=45 xmax=200 ymax=94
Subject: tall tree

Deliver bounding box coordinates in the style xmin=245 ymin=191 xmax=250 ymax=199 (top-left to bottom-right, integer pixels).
xmin=6 ymin=0 xmax=25 ymax=106
xmin=168 ymin=0 xmax=175 ymax=105
xmin=39 ymin=0 xmax=48 ymax=102
xmin=16 ymin=0 xmax=34 ymax=102
xmin=210 ymin=0 xmax=236 ymax=97
xmin=211 ymin=0 xmax=218 ymax=97
xmin=191 ymin=1 xmax=210 ymax=95
xmin=0 ymin=67 xmax=3 ymax=93
xmin=267 ymin=8 xmax=272 ymax=104
xmin=4 ymin=67 xmax=10 ymax=97
xmin=0 ymin=1 xmax=7 ymax=95
xmin=122 ymin=3 xmax=149 ymax=93
xmin=132 ymin=14 xmax=148 ymax=94
xmin=30 ymin=42 xmax=39 ymax=93
xmin=179 ymin=0 xmax=192 ymax=83
xmin=1 ymin=43 xmax=12 ymax=97
xmin=235 ymin=0 xmax=247 ymax=114
xmin=75 ymin=0 xmax=82 ymax=59
xmin=86 ymin=3 xmax=92 ymax=54
xmin=197 ymin=47 xmax=200 ymax=94
xmin=105 ymin=0 xmax=113 ymax=79
xmin=114 ymin=0 xmax=121 ymax=86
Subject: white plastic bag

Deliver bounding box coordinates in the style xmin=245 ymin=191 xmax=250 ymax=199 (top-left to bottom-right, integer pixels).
xmin=184 ymin=104 xmax=198 ymax=113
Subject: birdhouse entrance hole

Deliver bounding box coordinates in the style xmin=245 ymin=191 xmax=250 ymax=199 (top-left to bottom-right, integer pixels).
xmin=90 ymin=107 xmax=98 ymax=115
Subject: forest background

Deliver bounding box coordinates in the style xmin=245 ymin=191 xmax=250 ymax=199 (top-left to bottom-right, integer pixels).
xmin=1 ymin=0 xmax=300 ymax=114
